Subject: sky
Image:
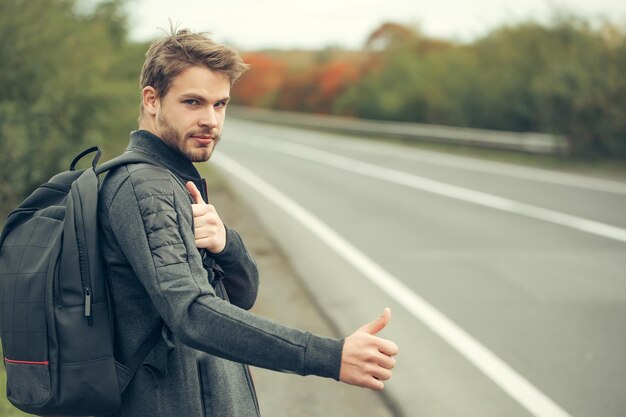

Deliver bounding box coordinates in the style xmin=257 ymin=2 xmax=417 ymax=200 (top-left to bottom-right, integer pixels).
xmin=125 ymin=0 xmax=626 ymax=50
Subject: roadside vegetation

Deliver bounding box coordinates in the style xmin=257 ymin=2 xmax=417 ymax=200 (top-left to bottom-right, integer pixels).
xmin=234 ymin=18 xmax=626 ymax=159
xmin=0 ymin=0 xmax=146 ymax=220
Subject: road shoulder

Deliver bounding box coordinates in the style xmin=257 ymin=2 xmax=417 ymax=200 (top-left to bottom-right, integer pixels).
xmin=211 ymin=175 xmax=395 ymax=417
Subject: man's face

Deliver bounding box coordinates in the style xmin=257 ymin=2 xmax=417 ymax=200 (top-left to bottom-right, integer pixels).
xmin=155 ymin=66 xmax=231 ymax=162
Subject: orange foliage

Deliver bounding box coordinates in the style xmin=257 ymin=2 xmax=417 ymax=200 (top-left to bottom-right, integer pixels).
xmin=274 ymin=59 xmax=362 ymax=114
xmin=318 ymin=61 xmax=360 ymax=98
xmin=232 ymin=53 xmax=286 ymax=106
xmin=231 ymin=23 xmax=453 ymax=113
xmin=233 ymin=50 xmax=363 ymax=114
xmin=274 ymin=70 xmax=317 ymax=111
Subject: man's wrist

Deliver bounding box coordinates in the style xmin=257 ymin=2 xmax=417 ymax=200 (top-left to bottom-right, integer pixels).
xmin=211 ymin=227 xmax=241 ymax=264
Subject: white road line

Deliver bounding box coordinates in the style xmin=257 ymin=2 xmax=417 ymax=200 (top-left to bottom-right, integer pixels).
xmin=212 ymin=153 xmax=574 ymax=417
xmin=232 ymin=137 xmax=626 ymax=244
xmin=315 ymin=136 xmax=626 ymax=195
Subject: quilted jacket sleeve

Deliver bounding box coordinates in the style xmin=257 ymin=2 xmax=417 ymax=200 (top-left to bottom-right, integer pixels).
xmin=105 ymin=164 xmax=343 ymax=379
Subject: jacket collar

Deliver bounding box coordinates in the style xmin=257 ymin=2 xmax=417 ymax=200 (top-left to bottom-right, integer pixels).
xmin=126 ymin=130 xmax=202 ymax=181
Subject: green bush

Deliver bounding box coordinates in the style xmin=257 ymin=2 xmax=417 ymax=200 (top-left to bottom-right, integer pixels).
xmin=334 ymin=15 xmax=626 ymax=157
xmin=0 ymin=0 xmax=145 ymax=219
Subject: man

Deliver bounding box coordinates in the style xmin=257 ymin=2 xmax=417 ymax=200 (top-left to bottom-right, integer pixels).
xmin=98 ymin=29 xmax=398 ymax=417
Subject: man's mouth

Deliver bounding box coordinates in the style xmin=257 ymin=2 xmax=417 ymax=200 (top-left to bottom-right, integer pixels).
xmin=190 ymin=134 xmax=215 ymax=145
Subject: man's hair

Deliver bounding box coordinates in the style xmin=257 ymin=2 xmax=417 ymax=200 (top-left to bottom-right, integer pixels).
xmin=139 ymin=28 xmax=249 ymax=115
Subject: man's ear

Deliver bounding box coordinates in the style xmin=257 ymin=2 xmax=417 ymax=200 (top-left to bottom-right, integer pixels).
xmin=141 ymin=86 xmax=159 ymax=116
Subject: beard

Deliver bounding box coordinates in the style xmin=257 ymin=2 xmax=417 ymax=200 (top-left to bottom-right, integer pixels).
xmin=157 ymin=111 xmax=220 ymax=163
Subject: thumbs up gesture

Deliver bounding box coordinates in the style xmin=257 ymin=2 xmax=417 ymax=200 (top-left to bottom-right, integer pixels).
xmin=185 ymin=181 xmax=226 ymax=254
xmin=339 ymin=308 xmax=399 ymax=391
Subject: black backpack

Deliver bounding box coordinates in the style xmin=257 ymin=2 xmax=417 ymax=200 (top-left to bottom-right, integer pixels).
xmin=0 ymin=147 xmax=164 ymax=416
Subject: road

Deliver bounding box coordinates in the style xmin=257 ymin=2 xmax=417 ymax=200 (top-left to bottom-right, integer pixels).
xmin=210 ymin=118 xmax=626 ymax=417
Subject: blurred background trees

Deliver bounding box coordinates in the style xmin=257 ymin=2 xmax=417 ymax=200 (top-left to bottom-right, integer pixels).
xmin=0 ymin=0 xmax=624 ymax=220
xmin=234 ymin=16 xmax=626 ymax=159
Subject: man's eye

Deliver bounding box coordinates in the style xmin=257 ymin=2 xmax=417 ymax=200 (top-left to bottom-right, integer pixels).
xmin=184 ymin=99 xmax=198 ymax=105
xmin=215 ymin=101 xmax=228 ymax=108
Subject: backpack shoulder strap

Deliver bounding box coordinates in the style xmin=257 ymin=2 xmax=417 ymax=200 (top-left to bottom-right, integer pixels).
xmin=94 ymin=151 xmax=167 ymax=389
xmin=95 ymin=151 xmax=164 ymax=175
xmin=121 ymin=318 xmax=164 ymax=392
xmin=96 ymin=151 xmax=190 ymax=193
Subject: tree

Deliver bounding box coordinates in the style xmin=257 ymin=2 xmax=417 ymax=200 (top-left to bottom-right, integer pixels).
xmin=0 ymin=0 xmax=142 ymax=219
xmin=232 ymin=53 xmax=286 ymax=107
xmin=470 ymin=16 xmax=626 ymax=155
xmin=335 ymin=17 xmax=626 ymax=157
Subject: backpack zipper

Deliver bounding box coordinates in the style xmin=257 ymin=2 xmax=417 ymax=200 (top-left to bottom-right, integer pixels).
xmin=84 ymin=287 xmax=93 ymax=325
xmin=71 ymin=183 xmax=94 ymax=327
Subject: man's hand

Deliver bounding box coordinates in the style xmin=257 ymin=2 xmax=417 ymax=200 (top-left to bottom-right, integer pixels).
xmin=339 ymin=308 xmax=399 ymax=391
xmin=185 ymin=181 xmax=226 ymax=254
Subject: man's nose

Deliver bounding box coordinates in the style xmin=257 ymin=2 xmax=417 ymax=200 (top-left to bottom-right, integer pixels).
xmin=199 ymin=107 xmax=218 ymax=128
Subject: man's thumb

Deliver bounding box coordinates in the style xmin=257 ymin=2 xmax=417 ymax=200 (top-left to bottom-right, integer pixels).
xmin=360 ymin=308 xmax=391 ymax=335
xmin=185 ymin=181 xmax=205 ymax=204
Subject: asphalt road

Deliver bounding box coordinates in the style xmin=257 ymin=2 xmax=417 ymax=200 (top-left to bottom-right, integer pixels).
xmin=211 ymin=118 xmax=626 ymax=417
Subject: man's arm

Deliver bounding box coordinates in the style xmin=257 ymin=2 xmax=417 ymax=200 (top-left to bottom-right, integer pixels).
xmin=186 ymin=180 xmax=400 ymax=390
xmin=108 ymin=166 xmax=397 ymax=388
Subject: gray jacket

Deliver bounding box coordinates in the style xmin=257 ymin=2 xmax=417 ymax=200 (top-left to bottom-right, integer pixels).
xmin=98 ymin=130 xmax=343 ymax=417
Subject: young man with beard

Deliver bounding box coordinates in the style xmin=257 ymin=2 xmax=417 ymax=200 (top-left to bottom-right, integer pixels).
xmin=98 ymin=29 xmax=398 ymax=417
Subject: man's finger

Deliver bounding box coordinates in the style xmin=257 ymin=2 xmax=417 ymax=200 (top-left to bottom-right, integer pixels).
xmin=376 ymin=352 xmax=396 ymax=370
xmin=360 ymin=308 xmax=391 ymax=335
xmin=191 ymin=204 xmax=211 ymax=219
xmin=365 ymin=377 xmax=385 ymax=391
xmin=371 ymin=366 xmax=393 ymax=382
xmin=185 ymin=181 xmax=205 ymax=204
xmin=378 ymin=339 xmax=399 ymax=357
